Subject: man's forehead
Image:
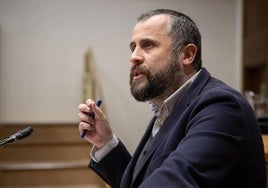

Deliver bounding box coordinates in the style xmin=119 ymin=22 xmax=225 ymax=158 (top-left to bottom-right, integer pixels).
xmin=134 ymin=14 xmax=170 ymax=31
xmin=131 ymin=15 xmax=170 ymax=40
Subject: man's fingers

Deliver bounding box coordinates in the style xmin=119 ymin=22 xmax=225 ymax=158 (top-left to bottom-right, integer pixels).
xmin=78 ymin=112 xmax=95 ymax=124
xmin=85 ymin=99 xmax=95 ymax=107
xmin=79 ymin=121 xmax=94 ymax=132
xmin=78 ymin=103 xmax=90 ymax=113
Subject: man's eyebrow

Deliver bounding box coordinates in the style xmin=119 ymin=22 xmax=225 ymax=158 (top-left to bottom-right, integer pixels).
xmin=131 ymin=38 xmax=155 ymax=45
xmin=129 ymin=38 xmax=157 ymax=49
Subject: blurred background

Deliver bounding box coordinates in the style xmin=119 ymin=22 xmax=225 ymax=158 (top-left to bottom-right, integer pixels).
xmin=0 ymin=0 xmax=267 ymax=187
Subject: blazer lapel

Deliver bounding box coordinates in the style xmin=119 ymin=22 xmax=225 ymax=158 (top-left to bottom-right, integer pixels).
xmin=131 ymin=114 xmax=180 ymax=185
xmin=120 ymin=116 xmax=157 ymax=188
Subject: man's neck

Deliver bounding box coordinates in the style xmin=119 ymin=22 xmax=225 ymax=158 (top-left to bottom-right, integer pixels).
xmin=150 ymin=69 xmax=201 ymax=108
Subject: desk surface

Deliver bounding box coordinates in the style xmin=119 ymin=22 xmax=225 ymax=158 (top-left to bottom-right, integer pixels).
xmin=262 ymin=135 xmax=268 ymax=161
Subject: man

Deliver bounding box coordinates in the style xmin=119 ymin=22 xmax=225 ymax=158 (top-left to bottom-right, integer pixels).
xmin=78 ymin=9 xmax=266 ymax=188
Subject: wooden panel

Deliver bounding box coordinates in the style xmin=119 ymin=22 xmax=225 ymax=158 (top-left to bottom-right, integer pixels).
xmin=243 ymin=0 xmax=268 ymax=92
xmin=0 ymin=144 xmax=90 ymax=162
xmin=0 ymin=123 xmax=84 ymax=144
xmin=0 ymin=168 xmax=104 ymax=187
xmin=0 ymin=124 xmax=106 ymax=188
xmin=244 ymin=0 xmax=268 ymax=38
xmin=0 ymin=160 xmax=89 ymax=170
xmin=262 ymin=135 xmax=268 ymax=188
xmin=243 ymin=64 xmax=268 ymax=92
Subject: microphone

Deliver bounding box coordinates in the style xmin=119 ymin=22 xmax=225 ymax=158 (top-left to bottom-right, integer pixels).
xmin=0 ymin=126 xmax=33 ymax=146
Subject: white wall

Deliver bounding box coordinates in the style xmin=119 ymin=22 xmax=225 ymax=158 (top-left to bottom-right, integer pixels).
xmin=0 ymin=0 xmax=242 ymax=153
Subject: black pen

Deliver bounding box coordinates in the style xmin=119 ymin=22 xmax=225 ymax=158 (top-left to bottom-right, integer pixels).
xmin=81 ymin=99 xmax=102 ymax=139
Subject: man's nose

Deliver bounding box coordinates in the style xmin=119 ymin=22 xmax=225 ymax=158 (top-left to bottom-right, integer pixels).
xmin=130 ymin=48 xmax=144 ymax=66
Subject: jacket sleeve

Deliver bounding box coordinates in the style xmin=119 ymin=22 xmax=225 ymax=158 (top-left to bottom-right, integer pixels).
xmin=89 ymin=140 xmax=131 ymax=187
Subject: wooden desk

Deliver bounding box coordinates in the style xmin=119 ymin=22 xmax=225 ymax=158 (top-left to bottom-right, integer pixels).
xmin=263 ymin=135 xmax=268 ymax=162
xmin=262 ymin=135 xmax=268 ymax=188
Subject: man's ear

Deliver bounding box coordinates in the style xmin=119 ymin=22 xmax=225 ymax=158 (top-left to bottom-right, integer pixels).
xmin=180 ymin=44 xmax=197 ymax=66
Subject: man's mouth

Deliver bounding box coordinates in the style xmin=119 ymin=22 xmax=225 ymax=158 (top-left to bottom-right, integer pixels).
xmin=132 ymin=69 xmax=145 ymax=80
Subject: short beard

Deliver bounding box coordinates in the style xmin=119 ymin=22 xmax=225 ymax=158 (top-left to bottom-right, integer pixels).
xmin=129 ymin=54 xmax=182 ymax=102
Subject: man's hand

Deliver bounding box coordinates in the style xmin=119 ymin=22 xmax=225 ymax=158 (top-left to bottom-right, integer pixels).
xmin=78 ymin=99 xmax=113 ymax=149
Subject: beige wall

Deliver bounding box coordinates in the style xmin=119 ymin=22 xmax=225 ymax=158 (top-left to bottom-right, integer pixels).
xmin=0 ymin=0 xmax=242 ymax=153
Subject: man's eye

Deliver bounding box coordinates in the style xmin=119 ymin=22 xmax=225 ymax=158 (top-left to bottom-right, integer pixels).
xmin=130 ymin=45 xmax=136 ymax=52
xmin=143 ymin=42 xmax=154 ymax=49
